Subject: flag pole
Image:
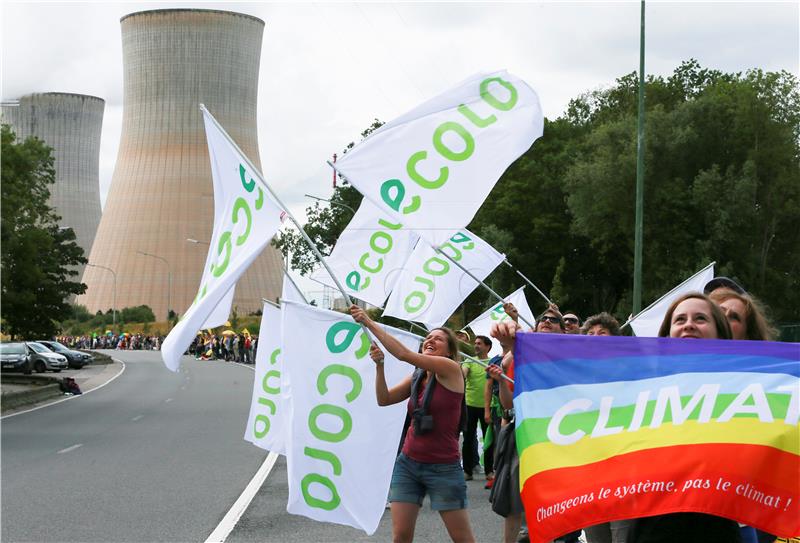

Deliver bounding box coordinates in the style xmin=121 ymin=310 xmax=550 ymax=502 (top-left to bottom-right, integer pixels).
xmin=632 ymin=0 xmax=646 ymax=315
xmin=502 ymin=260 xmax=552 ymax=306
xmin=199 ymin=105 xmax=371 ymax=337
xmin=619 ymin=261 xmax=715 ymax=330
xmin=426 ymin=240 xmax=537 ymax=330
xmin=261 ymin=298 xmax=280 ymax=309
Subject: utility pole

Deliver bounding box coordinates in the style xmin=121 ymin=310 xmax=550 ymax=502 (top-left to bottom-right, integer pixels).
xmin=633 ymin=0 xmax=646 ymax=314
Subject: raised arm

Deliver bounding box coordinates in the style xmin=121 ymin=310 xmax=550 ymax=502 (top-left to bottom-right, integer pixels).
xmin=370 ymin=343 xmax=412 ymax=406
xmin=350 ymin=305 xmax=463 ymax=391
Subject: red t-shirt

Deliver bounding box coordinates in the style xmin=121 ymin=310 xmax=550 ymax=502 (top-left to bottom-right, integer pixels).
xmin=402 ymin=375 xmax=463 ymax=464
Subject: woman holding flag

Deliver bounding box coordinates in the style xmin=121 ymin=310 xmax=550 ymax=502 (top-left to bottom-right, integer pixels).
xmin=349 ymin=305 xmax=476 ymax=543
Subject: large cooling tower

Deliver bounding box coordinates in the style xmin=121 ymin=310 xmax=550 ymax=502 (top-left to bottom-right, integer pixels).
xmin=1 ymin=93 xmax=104 ymax=284
xmin=78 ymin=9 xmax=284 ymax=321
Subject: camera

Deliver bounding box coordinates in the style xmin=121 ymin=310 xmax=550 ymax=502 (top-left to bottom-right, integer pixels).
xmin=412 ymin=411 xmax=434 ymax=434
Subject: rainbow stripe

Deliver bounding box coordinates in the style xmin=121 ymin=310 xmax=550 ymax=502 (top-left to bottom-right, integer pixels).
xmin=513 ymin=334 xmax=800 ymax=543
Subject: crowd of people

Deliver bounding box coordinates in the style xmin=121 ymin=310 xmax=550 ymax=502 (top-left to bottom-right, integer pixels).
xmin=188 ymin=332 xmax=259 ymax=363
xmin=351 ymin=275 xmax=781 ymax=543
xmin=57 ymin=333 xmax=165 ymax=350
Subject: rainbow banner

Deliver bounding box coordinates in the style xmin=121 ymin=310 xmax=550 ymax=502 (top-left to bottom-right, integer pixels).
xmin=513 ymin=334 xmax=800 ymax=543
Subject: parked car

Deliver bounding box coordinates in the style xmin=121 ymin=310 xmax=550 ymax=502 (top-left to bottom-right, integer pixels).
xmin=37 ymin=340 xmax=93 ymax=369
xmin=25 ymin=342 xmax=68 ymax=373
xmin=0 ymin=342 xmax=32 ymax=374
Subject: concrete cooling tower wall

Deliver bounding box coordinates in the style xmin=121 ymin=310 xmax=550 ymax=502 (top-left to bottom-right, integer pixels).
xmin=78 ymin=9 xmax=284 ymax=321
xmin=1 ymin=92 xmax=105 ymax=285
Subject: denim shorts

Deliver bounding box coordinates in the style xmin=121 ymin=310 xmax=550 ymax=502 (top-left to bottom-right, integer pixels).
xmin=389 ymin=453 xmax=468 ymax=511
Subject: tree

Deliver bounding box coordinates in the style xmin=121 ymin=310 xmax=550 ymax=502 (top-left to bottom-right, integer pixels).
xmin=1 ymin=125 xmax=87 ymax=339
xmin=272 ymin=62 xmax=800 ymax=326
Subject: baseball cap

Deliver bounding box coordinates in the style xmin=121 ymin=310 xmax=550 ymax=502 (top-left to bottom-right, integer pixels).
xmin=703 ymin=276 xmax=746 ymax=295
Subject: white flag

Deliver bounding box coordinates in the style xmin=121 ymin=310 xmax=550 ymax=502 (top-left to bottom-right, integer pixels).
xmin=282 ymin=301 xmax=418 ymax=534
xmin=467 ymin=286 xmax=535 ymax=357
xmin=629 ymin=263 xmax=716 ymax=337
xmin=244 ymin=301 xmax=285 ymax=454
xmin=382 ymin=229 xmax=504 ymax=329
xmin=310 ymin=199 xmax=418 ymax=307
xmin=244 ymin=274 xmax=304 ymax=454
xmin=281 ymin=272 xmax=307 ymax=304
xmin=161 ymin=108 xmax=285 ymax=372
xmin=334 ymin=70 xmax=543 ymax=242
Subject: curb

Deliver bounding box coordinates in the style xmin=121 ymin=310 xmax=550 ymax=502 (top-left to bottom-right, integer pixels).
xmin=1 ymin=380 xmax=63 ymax=411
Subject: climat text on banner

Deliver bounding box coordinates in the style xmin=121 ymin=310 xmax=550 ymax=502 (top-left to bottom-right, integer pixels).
xmin=513 ymin=334 xmax=800 ymax=543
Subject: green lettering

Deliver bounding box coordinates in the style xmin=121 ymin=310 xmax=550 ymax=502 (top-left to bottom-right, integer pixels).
xmin=423 ymin=256 xmax=449 ymax=276
xmin=480 ymin=77 xmax=518 ymax=111
xmin=433 ymin=121 xmax=475 ymax=162
xmin=404 ymin=291 xmax=427 ymax=313
xmin=309 ymin=404 xmax=352 ymax=443
xmin=257 ymin=396 xmax=276 ymax=415
xmin=345 ymin=271 xmax=361 ymax=291
xmin=304 ymin=446 xmax=342 ymax=475
xmin=369 ymin=231 xmax=393 ymax=255
xmin=301 ymin=473 xmax=340 ymax=511
xmin=449 ymin=231 xmax=475 ymax=250
xmin=317 ymin=364 xmax=362 ymax=403
xmin=239 ymin=164 xmax=256 ymax=192
xmin=458 ymin=103 xmax=497 ymax=128
xmin=380 ymin=178 xmax=421 ymax=215
xmin=358 ymin=252 xmax=383 ymax=274
xmin=262 ymin=370 xmax=281 ymax=395
xmin=407 ymin=150 xmax=448 ymax=190
xmin=325 ymin=322 xmax=370 ymax=358
xmin=270 ymin=348 xmax=280 ymax=365
xmin=232 ymin=197 xmax=252 ymax=246
xmin=254 ymin=414 xmax=271 ymax=438
xmin=254 ymin=188 xmax=264 ymax=210
xmin=437 ymin=241 xmax=462 ymax=262
xmin=377 ymin=217 xmax=403 ymax=230
xmin=210 ymin=231 xmax=232 ymax=278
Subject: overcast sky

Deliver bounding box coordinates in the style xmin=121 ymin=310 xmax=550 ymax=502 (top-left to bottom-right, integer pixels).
xmin=2 ymin=1 xmax=798 ymax=298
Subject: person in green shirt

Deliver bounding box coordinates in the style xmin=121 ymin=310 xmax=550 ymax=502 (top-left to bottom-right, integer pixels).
xmin=461 ymin=335 xmax=493 ymax=481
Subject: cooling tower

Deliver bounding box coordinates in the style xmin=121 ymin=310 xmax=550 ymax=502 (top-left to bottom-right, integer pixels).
xmin=78 ymin=9 xmax=284 ymax=321
xmin=1 ymin=93 xmax=104 ymax=285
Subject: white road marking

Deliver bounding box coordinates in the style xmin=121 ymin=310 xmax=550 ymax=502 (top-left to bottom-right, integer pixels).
xmin=57 ymin=443 xmax=83 ymax=454
xmin=132 ymin=415 xmax=144 ymax=422
xmin=205 ymin=452 xmax=279 ymax=543
xmin=165 ymin=398 xmax=173 ymax=403
xmin=1 ymin=359 xmax=127 ymax=420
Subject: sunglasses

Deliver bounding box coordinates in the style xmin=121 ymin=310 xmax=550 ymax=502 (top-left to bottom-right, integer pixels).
xmin=563 ymin=317 xmax=579 ymax=325
xmin=539 ymin=316 xmax=562 ymax=325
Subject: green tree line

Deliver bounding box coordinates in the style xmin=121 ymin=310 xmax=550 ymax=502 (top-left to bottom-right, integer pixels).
xmin=277 ymin=61 xmax=799 ymax=328
xmin=1 ymin=125 xmax=87 ymax=339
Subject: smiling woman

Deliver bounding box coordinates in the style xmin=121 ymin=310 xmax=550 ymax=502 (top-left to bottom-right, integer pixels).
xmin=630 ymin=291 xmax=739 ymax=542
xmin=349 ymin=305 xmax=475 ymax=543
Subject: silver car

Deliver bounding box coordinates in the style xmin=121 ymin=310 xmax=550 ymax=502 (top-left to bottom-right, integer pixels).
xmin=25 ymin=342 xmax=68 ymax=373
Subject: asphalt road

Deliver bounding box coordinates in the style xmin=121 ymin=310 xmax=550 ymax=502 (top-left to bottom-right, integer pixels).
xmin=1 ymin=350 xmax=266 ymax=543
xmin=2 ymin=349 xmax=510 ymax=542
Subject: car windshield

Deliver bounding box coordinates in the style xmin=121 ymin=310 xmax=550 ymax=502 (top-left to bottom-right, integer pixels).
xmin=0 ymin=343 xmax=26 ymax=355
xmin=27 ymin=342 xmax=50 ymax=354
xmin=42 ymin=341 xmax=67 ymax=352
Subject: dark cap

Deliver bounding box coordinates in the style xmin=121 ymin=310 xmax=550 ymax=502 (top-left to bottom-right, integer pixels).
xmin=704 ymin=276 xmax=746 ymax=295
